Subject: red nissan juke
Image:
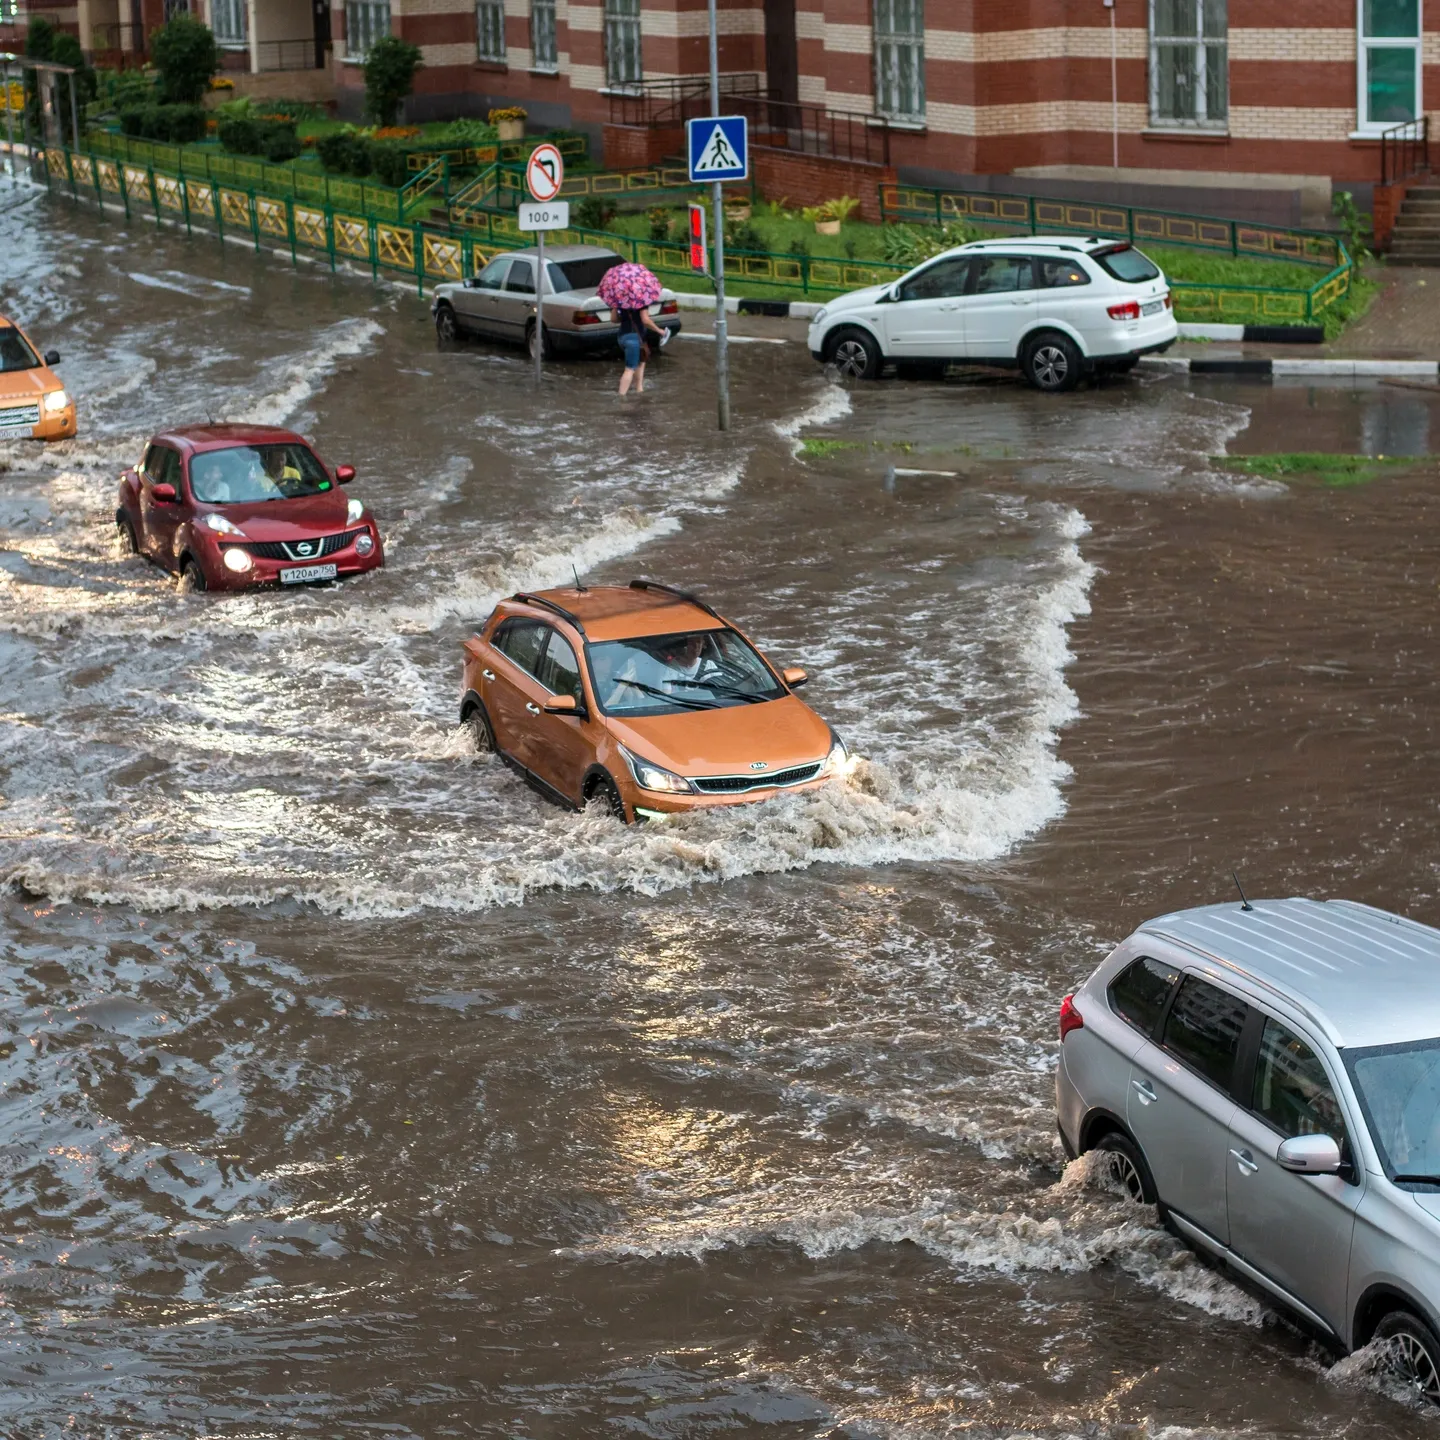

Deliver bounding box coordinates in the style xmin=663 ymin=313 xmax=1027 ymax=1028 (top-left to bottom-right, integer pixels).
xmin=115 ymin=424 xmax=384 ymax=592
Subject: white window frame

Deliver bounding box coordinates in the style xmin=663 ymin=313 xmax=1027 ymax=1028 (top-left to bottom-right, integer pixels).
xmin=530 ymin=0 xmax=557 ymax=72
xmin=476 ymin=0 xmax=505 ymax=63
xmin=1356 ymin=0 xmax=1423 ymax=133
xmin=603 ymin=0 xmax=642 ymax=91
xmin=1148 ymin=0 xmax=1228 ymax=131
xmin=344 ymin=0 xmax=390 ymax=60
xmin=210 ymin=0 xmax=248 ymax=48
xmin=873 ymin=0 xmax=925 ymax=122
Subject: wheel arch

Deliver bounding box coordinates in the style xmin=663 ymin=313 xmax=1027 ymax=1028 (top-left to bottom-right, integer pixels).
xmin=1078 ymin=1106 xmax=1131 ymax=1154
xmin=581 ymin=762 xmax=620 ymax=801
xmin=1019 ymin=320 xmax=1090 ymax=361
xmin=1353 ymin=1281 xmax=1440 ymax=1351
xmin=823 ymin=318 xmax=887 ymax=355
xmin=459 ymin=686 xmax=484 ymax=723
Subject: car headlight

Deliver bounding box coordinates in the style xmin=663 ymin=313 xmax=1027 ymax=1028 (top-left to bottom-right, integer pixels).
xmin=823 ymin=732 xmax=849 ymax=774
xmin=347 ymin=497 xmax=365 ymax=524
xmin=622 ymin=746 xmax=692 ymax=794
xmin=222 ymin=547 xmax=253 ymax=573
xmin=201 ymin=513 xmax=245 ymax=536
xmin=812 ymin=307 xmax=828 ymax=326
xmin=43 ymin=389 xmax=69 ymax=412
xmin=354 ymin=532 xmax=374 ymax=556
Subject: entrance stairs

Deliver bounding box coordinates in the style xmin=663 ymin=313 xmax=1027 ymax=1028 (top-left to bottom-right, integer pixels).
xmin=1388 ymin=183 xmax=1440 ymax=265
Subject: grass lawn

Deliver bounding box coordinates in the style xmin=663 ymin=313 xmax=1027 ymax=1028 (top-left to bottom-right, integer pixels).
xmin=1221 ymin=452 xmax=1423 ymax=486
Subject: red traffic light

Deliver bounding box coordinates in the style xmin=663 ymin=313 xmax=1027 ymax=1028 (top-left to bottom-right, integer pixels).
xmin=688 ymin=203 xmax=707 ymax=273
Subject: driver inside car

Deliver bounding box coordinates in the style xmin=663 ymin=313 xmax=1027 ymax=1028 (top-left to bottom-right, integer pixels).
xmin=615 ymin=633 xmax=715 ymax=697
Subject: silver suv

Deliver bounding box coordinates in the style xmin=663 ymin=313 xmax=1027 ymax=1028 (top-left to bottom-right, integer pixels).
xmin=1057 ymin=897 xmax=1440 ymax=1403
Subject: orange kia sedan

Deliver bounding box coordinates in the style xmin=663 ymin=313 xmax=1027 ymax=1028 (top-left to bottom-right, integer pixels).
xmin=0 ymin=315 xmax=76 ymax=441
xmin=460 ymin=581 xmax=848 ymax=822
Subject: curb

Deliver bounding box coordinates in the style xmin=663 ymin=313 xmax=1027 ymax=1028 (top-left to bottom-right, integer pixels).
xmin=674 ymin=293 xmax=823 ymax=319
xmin=1142 ymin=356 xmax=1440 ymax=378
xmin=1177 ymin=323 xmax=1326 ymax=344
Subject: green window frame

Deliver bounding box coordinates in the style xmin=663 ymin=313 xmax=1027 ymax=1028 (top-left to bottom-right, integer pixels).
xmin=1359 ymin=0 xmax=1422 ymax=130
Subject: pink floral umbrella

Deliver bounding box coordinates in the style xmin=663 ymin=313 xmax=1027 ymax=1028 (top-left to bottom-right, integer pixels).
xmin=597 ymin=261 xmax=664 ymax=312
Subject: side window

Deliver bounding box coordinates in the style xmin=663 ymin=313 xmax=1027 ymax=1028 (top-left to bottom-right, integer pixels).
xmin=971 ymin=256 xmax=1035 ymax=294
xmin=536 ymin=631 xmax=584 ymax=702
xmin=1108 ymin=956 xmax=1180 ymax=1037
xmin=147 ymin=446 xmax=180 ymax=488
xmin=139 ymin=442 xmax=158 ymax=477
xmin=1037 ymin=257 xmax=1092 ymax=288
xmin=896 ymin=257 xmax=971 ymax=303
xmin=505 ymin=260 xmax=535 ymax=294
xmin=1252 ymin=1019 xmax=1346 ymax=1143
xmin=473 ymin=257 xmax=510 ymax=290
xmin=494 ymin=619 xmax=549 ymax=676
xmin=1162 ymin=977 xmax=1248 ymax=1091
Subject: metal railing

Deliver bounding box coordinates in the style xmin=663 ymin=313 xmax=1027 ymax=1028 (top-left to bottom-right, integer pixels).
xmin=89 ymin=22 xmax=148 ymax=58
xmin=1381 ymin=116 xmax=1429 ymax=186
xmin=606 ymin=73 xmax=763 ymax=128
xmin=727 ymin=94 xmax=893 ymax=166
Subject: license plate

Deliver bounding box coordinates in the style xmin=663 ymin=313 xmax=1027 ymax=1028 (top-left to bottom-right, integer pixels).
xmin=1141 ymin=299 xmax=1164 ymax=316
xmin=280 ymin=562 xmax=338 ymax=585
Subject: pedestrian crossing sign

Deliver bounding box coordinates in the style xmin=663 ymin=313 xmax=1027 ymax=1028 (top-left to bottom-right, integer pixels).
xmin=687 ymin=115 xmax=749 ymax=183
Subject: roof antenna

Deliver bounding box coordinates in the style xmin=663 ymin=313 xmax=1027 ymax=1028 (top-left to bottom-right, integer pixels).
xmin=1232 ymin=871 xmax=1253 ymax=912
xmin=572 ymin=564 xmax=587 ymax=593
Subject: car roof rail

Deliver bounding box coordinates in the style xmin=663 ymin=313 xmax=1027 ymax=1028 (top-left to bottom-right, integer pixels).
xmin=628 ymin=579 xmax=722 ymax=619
xmin=512 ymin=592 xmax=585 ymax=631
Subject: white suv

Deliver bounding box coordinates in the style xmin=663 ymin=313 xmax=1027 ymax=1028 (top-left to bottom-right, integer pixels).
xmin=807 ymin=235 xmax=1177 ymax=392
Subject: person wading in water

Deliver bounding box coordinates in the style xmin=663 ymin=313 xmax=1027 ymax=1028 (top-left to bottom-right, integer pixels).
xmin=617 ymin=305 xmax=666 ymax=397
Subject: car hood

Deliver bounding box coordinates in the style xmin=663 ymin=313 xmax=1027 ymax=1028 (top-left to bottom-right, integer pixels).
xmin=818 ymin=282 xmax=892 ymax=317
xmin=0 ymin=367 xmax=56 ymax=399
xmin=207 ymin=490 xmax=354 ymax=539
xmin=1410 ymin=1191 xmax=1440 ymax=1223
xmin=606 ymin=694 xmax=832 ymax=776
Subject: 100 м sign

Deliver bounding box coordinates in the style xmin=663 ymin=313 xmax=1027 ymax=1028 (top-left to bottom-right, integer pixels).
xmin=518 ymin=201 xmax=570 ymax=232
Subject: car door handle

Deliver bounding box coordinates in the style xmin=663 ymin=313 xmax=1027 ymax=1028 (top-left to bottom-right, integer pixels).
xmin=1131 ymin=1078 xmax=1157 ymax=1105
xmin=525 ymin=701 xmax=541 ymax=715
xmin=481 ymin=668 xmax=495 ymax=680
xmin=1230 ymin=1147 xmax=1258 ymax=1176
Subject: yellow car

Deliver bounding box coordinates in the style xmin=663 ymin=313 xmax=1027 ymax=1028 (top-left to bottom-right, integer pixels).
xmin=0 ymin=314 xmax=75 ymax=440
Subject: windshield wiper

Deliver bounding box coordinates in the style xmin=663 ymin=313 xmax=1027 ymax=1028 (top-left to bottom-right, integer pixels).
xmin=1393 ymin=1174 xmax=1440 ymax=1185
xmin=671 ymin=677 xmax=766 ymax=703
xmin=611 ymin=678 xmax=718 ymax=711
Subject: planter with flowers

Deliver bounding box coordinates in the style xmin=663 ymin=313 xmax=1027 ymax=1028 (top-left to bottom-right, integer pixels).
xmin=804 ymin=194 xmax=860 ymax=235
xmin=489 ymin=106 xmax=527 ymax=141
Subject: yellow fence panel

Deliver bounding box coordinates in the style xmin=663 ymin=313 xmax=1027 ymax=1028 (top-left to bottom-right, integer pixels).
xmin=97 ymin=160 xmax=120 ymax=193
xmin=154 ymin=173 xmax=185 ymax=212
xmin=219 ymin=188 xmax=251 ymax=227
xmin=423 ymin=234 xmax=463 ymax=280
xmin=334 ymin=214 xmax=370 ymax=260
xmin=123 ymin=164 xmax=150 ymax=197
xmin=293 ymin=206 xmax=327 ymax=249
xmin=255 ymin=195 xmax=288 ymax=239
xmin=188 ymin=182 xmax=215 ymax=218
xmin=71 ymin=154 xmax=94 ymax=187
xmin=375 ymin=223 xmax=415 ymax=268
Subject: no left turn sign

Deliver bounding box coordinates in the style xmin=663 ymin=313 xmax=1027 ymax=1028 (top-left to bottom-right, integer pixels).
xmin=526 ymin=143 xmax=565 ymax=202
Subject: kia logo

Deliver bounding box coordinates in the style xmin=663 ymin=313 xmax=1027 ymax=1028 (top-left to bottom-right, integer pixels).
xmin=750 ymin=761 xmax=768 ymax=771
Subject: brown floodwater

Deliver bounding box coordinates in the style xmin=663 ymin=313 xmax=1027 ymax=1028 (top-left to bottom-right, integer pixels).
xmin=1 ymin=186 xmax=1439 ymax=1437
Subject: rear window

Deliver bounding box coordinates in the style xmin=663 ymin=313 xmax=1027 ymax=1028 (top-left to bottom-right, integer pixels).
xmin=557 ymin=255 xmax=622 ymax=291
xmin=1092 ymin=245 xmax=1161 ymax=283
xmin=1108 ymin=956 xmax=1179 ymax=1036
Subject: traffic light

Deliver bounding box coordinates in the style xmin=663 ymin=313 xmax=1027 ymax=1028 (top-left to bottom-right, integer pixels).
xmin=688 ymin=203 xmax=707 ymax=273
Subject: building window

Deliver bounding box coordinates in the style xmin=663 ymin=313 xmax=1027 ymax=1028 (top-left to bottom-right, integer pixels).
xmin=1360 ymin=0 xmax=1421 ymax=129
xmin=604 ymin=0 xmax=642 ymax=90
xmin=531 ymin=0 xmax=557 ymax=71
xmin=211 ymin=0 xmax=248 ymax=46
xmin=1150 ymin=0 xmax=1227 ymax=128
xmin=345 ymin=0 xmax=389 ymax=58
xmin=874 ymin=0 xmax=924 ymax=121
xmin=476 ymin=0 xmax=505 ymax=63
xmin=163 ymin=0 xmax=191 ymax=18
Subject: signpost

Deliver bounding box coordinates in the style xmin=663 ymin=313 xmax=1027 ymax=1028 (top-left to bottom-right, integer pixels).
xmin=688 ymin=2 xmax=749 ymax=432
xmin=687 ymin=203 xmax=707 ymax=273
xmin=524 ymin=142 xmax=566 ymax=384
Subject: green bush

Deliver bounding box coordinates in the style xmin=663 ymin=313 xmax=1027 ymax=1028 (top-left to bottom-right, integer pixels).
xmin=316 ymin=129 xmax=372 ymax=177
xmin=118 ymin=102 xmax=207 ymax=143
xmin=100 ymin=67 xmax=155 ymax=112
xmin=217 ymin=112 xmax=300 ymax=162
xmin=216 ymin=113 xmax=260 ymax=154
xmin=259 ymin=121 xmax=301 ymax=162
xmin=151 ymin=15 xmax=218 ymax=105
xmin=574 ymin=197 xmax=615 ymax=230
xmin=363 ymin=35 xmax=422 ymax=126
xmin=368 ymin=141 xmax=414 ymax=187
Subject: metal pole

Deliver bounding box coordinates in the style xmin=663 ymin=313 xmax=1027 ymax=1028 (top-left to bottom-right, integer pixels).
xmin=69 ymin=69 xmax=80 ymax=155
xmin=3 ymin=62 xmax=16 ymax=183
xmin=534 ymin=226 xmax=544 ymax=385
xmin=1108 ymin=0 xmax=1119 ymax=172
xmin=707 ymin=0 xmax=730 ymax=431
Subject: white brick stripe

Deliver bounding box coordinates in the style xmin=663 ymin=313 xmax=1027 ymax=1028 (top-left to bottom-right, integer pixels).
xmin=567 ymin=3 xmax=598 ymax=32
xmin=1230 ymin=105 xmax=1355 ymax=140
xmin=1229 ymin=28 xmax=1354 ymax=62
xmin=641 ymin=8 xmax=763 ymax=36
xmin=419 ymin=41 xmax=479 ymax=66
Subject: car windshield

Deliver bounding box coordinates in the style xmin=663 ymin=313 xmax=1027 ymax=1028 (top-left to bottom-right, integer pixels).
xmin=556 ymin=255 xmax=621 ymax=291
xmin=1092 ymin=244 xmax=1161 ymax=283
xmin=1345 ymin=1037 xmax=1440 ymax=1182
xmin=0 ymin=326 xmax=41 ymax=372
xmin=589 ymin=628 xmax=785 ymax=715
xmin=188 ymin=444 xmax=335 ymax=505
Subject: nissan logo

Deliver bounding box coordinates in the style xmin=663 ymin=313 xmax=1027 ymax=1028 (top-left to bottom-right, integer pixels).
xmin=750 ymin=761 xmax=769 ymax=771
xmin=296 ymin=541 xmax=315 ymax=556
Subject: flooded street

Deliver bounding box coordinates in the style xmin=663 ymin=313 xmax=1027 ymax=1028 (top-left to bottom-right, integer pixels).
xmin=3 ymin=188 xmax=1440 ymax=1437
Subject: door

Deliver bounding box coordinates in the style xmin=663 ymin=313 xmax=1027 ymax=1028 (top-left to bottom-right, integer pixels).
xmin=1128 ymin=973 xmax=1248 ymax=1246
xmin=312 ymin=0 xmax=330 ymax=69
xmin=959 ymin=254 xmax=1038 ymax=360
xmin=495 ymin=257 xmax=536 ymax=342
xmin=454 ymin=256 xmax=511 ymax=334
xmin=139 ymin=444 xmax=185 ymax=568
xmin=485 ymin=618 xmax=551 ymax=758
xmin=763 ymin=0 xmax=799 ymax=111
xmin=1033 ymin=254 xmax=1098 ymax=344
xmin=520 ymin=628 xmax=595 ymax=803
xmin=879 ymin=255 xmax=970 ymax=358
xmin=1225 ymin=1014 xmax=1364 ymax=1336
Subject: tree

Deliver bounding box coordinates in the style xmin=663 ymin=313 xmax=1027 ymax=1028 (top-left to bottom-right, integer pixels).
xmin=22 ymin=17 xmax=56 ymax=134
xmin=363 ymin=36 xmax=422 ymax=126
xmin=151 ymin=15 xmax=218 ymax=105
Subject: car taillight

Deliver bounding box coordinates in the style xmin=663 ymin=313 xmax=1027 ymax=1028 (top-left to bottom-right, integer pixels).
xmin=1059 ymin=995 xmax=1084 ymax=1041
xmin=656 ymin=299 xmax=678 ymax=316
xmin=572 ymin=310 xmax=602 ymax=325
xmin=1163 ymin=291 xmax=1173 ymax=310
xmin=1106 ymin=300 xmax=1140 ymax=321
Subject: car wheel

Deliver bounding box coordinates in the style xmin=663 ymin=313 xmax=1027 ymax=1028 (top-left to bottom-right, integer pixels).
xmin=181 ymin=556 xmax=208 ymax=593
xmin=1023 ymin=332 xmax=1082 ymax=393
xmin=464 ymin=703 xmax=495 ymax=753
xmin=1376 ymin=1310 xmax=1440 ymax=1405
xmin=116 ymin=513 xmax=138 ymax=554
xmin=435 ymin=304 xmax=460 ymax=345
xmin=526 ymin=320 xmax=555 ymax=363
xmin=585 ymin=774 xmax=628 ymax=823
xmin=1092 ymin=1130 xmax=1158 ymax=1205
xmin=825 ymin=327 xmax=883 ymax=381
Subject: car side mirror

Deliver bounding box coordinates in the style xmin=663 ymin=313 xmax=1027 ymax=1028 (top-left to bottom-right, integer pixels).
xmin=1277 ymin=1134 xmax=1342 ymax=1175
xmin=781 ymin=666 xmax=809 ymax=689
xmin=335 ymin=465 xmax=355 ymax=483
xmin=43 ymin=349 xmax=60 ymax=366
xmin=152 ymin=482 xmax=178 ymax=503
xmin=543 ymin=694 xmax=581 ymax=716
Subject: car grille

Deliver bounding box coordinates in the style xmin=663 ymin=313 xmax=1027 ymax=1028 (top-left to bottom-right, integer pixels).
xmin=691 ymin=762 xmax=823 ymax=794
xmin=0 ymin=402 xmax=40 ymax=430
xmin=223 ymin=529 xmax=366 ymax=561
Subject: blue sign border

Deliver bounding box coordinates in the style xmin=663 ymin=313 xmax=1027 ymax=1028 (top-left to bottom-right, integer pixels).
xmin=687 ymin=115 xmax=749 ymax=183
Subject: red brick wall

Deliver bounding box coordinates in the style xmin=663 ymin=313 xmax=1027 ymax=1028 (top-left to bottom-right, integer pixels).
xmin=603 ymin=124 xmax=685 ymax=169
xmin=751 ymin=147 xmax=896 ymax=223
